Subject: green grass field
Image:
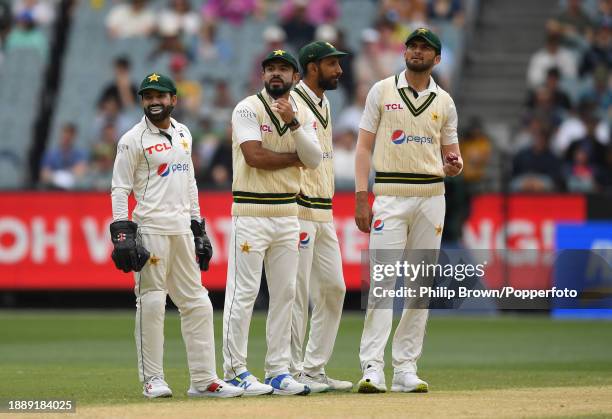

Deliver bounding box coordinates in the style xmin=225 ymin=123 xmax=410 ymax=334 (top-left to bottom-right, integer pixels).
xmin=1 ymin=311 xmax=612 ymax=417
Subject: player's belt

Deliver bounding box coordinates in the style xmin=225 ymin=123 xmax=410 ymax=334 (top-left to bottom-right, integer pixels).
xmin=374 ymin=172 xmax=443 ymax=184
xmin=232 ymin=191 xmax=297 ymax=205
xmin=297 ymin=194 xmax=332 ymax=210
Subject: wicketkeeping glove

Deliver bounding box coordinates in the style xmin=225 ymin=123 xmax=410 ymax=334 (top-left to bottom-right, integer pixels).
xmin=109 ymin=221 xmax=150 ymax=273
xmin=191 ymin=219 xmax=213 ymax=271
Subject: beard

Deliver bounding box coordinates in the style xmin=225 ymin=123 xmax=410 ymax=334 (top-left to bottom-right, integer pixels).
xmin=264 ymin=79 xmax=293 ymax=98
xmin=405 ymin=58 xmax=435 ymax=73
xmin=144 ymin=104 xmax=174 ymax=122
xmin=319 ymin=73 xmax=339 ymax=90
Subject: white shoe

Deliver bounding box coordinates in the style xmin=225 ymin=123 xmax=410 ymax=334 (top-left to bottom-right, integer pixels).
xmin=265 ymin=373 xmax=310 ymax=396
xmin=357 ymin=364 xmax=387 ymax=393
xmin=143 ymin=376 xmax=172 ymax=399
xmin=306 ymin=373 xmax=353 ymax=392
xmin=187 ymin=379 xmax=245 ymax=398
xmin=294 ymin=372 xmax=330 ymax=393
xmin=227 ymin=371 xmax=274 ymax=396
xmin=391 ymin=371 xmax=429 ymax=393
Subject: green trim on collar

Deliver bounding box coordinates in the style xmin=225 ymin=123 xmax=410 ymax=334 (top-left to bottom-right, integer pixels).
xmin=394 ymin=74 xmax=437 ymax=117
xmin=294 ymin=87 xmax=329 ymax=129
xmin=257 ymin=93 xmax=290 ymax=136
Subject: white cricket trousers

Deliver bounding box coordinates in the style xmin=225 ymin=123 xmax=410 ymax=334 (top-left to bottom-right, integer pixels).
xmin=134 ymin=233 xmax=217 ymax=386
xmin=359 ymin=195 xmax=445 ymax=374
xmin=223 ymin=216 xmax=300 ymax=379
xmin=290 ymin=220 xmax=346 ymax=376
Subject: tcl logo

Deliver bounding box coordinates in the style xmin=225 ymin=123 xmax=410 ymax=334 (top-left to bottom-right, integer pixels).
xmin=157 ymin=163 xmax=190 ymax=177
xmin=385 ymin=104 xmax=404 ymax=110
xmin=145 ymin=143 xmax=172 ymax=154
xmin=261 ymin=125 xmax=272 ymax=133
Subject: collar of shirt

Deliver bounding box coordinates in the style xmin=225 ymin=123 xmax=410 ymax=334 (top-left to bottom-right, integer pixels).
xmin=142 ymin=115 xmax=177 ymax=135
xmin=260 ymin=89 xmax=298 ymax=112
xmin=297 ymin=80 xmax=328 ymax=109
xmin=396 ymin=70 xmax=438 ymax=99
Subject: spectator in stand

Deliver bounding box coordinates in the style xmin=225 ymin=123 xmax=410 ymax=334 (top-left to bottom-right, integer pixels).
xmin=594 ymin=0 xmax=612 ymax=28
xmin=158 ymin=0 xmax=201 ymax=39
xmin=106 ymin=0 xmax=156 ymax=39
xmin=281 ymin=0 xmax=316 ymax=51
xmin=332 ymin=128 xmax=357 ymax=190
xmin=354 ymin=26 xmax=403 ymax=87
xmin=511 ymin=124 xmax=565 ymax=192
xmin=169 ymin=53 xmax=201 ymax=122
xmin=93 ymin=96 xmax=135 ymax=141
xmin=565 ymin=114 xmax=607 ymax=167
xmin=578 ymin=65 xmax=611 ymax=118
xmin=565 ymin=146 xmax=598 ymax=192
xmin=336 ymin=82 xmax=368 ymax=134
xmin=201 ymin=0 xmax=262 ymax=26
xmin=12 ymin=0 xmax=55 ymax=27
xmin=279 ymin=0 xmax=339 ymax=25
xmin=98 ymin=56 xmax=138 ymax=112
xmin=197 ymin=124 xmax=232 ymax=189
xmin=248 ymin=25 xmax=288 ymax=91
xmin=86 ymin=124 xmax=118 ymax=191
xmin=192 ymin=116 xmax=223 ymax=177
xmin=0 ymin=0 xmax=11 ymax=44
xmin=527 ymin=67 xmax=572 ymax=113
xmin=192 ymin=21 xmax=233 ymax=64
xmin=40 ymin=123 xmax=88 ymax=190
xmin=552 ymin=99 xmax=610 ymax=155
xmin=427 ymin=0 xmax=464 ymax=27
xmin=547 ymin=0 xmax=595 ymax=48
xmin=5 ymin=11 xmax=47 ymax=57
xmin=579 ymin=26 xmax=611 ymax=76
xmin=459 ymin=117 xmax=492 ymax=192
xmin=526 ymin=30 xmax=578 ymax=89
xmin=379 ymin=0 xmax=427 ymax=29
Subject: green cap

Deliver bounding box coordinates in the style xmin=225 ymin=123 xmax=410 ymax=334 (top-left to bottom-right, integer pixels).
xmin=298 ymin=41 xmax=348 ymax=72
xmin=405 ymin=28 xmax=442 ymax=55
xmin=138 ymin=72 xmax=177 ymax=95
xmin=261 ymin=49 xmax=299 ymax=72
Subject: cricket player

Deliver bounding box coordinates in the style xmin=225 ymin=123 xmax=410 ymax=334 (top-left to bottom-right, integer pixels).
xmin=223 ymin=50 xmax=322 ymax=396
xmin=289 ymin=41 xmax=353 ymax=393
xmin=354 ymin=28 xmax=463 ymax=393
xmin=110 ymin=73 xmax=243 ymax=399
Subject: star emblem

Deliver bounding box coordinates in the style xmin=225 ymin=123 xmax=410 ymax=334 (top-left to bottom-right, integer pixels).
xmin=149 ymin=254 xmax=160 ymax=265
xmin=273 ymin=49 xmax=286 ymax=56
xmin=325 ymin=42 xmax=335 ymax=49
xmin=435 ymin=224 xmax=443 ymax=236
xmin=241 ymin=241 xmax=251 ymax=253
xmin=148 ymin=73 xmax=160 ymax=82
xmin=180 ymin=138 xmax=189 ymax=151
xmin=417 ymin=28 xmax=428 ymax=34
xmin=432 ymin=112 xmax=439 ymax=121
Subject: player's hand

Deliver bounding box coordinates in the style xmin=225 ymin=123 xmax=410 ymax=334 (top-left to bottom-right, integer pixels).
xmin=355 ymin=191 xmax=373 ymax=233
xmin=443 ymin=152 xmax=463 ymax=177
xmin=270 ymin=98 xmax=295 ymax=124
xmin=109 ymin=221 xmax=150 ymax=273
xmin=191 ymin=219 xmax=213 ymax=271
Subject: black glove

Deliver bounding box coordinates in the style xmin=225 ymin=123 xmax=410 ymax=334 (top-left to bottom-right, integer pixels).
xmin=191 ymin=219 xmax=213 ymax=271
xmin=109 ymin=221 xmax=150 ymax=273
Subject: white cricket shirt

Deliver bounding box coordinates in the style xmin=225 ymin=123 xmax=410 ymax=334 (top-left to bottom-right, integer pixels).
xmin=111 ymin=116 xmax=200 ymax=234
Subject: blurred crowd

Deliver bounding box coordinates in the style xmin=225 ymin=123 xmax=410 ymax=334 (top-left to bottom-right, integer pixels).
xmin=26 ymin=0 xmax=464 ymax=191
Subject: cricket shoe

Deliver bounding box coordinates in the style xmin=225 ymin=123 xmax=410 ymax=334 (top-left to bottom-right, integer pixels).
xmin=391 ymin=371 xmax=428 ymax=393
xmin=305 ymin=373 xmax=353 ymax=392
xmin=143 ymin=376 xmax=172 ymax=399
xmin=227 ymin=371 xmax=274 ymax=396
xmin=187 ymin=379 xmax=245 ymax=398
xmin=357 ymin=364 xmax=387 ymax=393
xmin=265 ymin=373 xmax=311 ymax=395
xmin=294 ymin=372 xmax=330 ymax=393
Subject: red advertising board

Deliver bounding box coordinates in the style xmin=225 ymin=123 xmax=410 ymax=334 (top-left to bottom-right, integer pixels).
xmin=0 ymin=193 xmax=586 ymax=291
xmin=0 ymin=192 xmax=369 ymax=290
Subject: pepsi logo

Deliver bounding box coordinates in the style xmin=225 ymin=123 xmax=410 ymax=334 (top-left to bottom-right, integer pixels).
xmin=373 ymin=220 xmax=384 ymax=231
xmin=391 ymin=130 xmax=406 ymax=144
xmin=157 ymin=163 xmax=170 ymax=177
xmin=299 ymin=232 xmax=310 ymax=245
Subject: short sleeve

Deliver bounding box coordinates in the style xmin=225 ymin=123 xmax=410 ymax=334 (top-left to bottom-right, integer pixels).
xmin=231 ymin=101 xmax=261 ymax=144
